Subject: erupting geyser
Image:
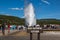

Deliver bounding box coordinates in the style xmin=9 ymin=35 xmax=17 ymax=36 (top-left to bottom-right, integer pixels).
xmin=24 ymin=3 xmax=36 ymax=27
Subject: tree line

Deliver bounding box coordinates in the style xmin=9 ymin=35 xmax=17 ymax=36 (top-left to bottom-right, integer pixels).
xmin=0 ymin=15 xmax=60 ymax=25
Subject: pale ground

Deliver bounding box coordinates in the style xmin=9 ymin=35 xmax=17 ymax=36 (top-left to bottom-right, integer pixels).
xmin=0 ymin=30 xmax=18 ymax=36
xmin=1 ymin=31 xmax=60 ymax=40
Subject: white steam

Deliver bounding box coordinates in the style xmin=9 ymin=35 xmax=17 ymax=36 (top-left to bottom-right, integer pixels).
xmin=24 ymin=3 xmax=36 ymax=27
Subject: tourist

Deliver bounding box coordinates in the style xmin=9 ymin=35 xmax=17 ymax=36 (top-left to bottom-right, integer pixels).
xmin=1 ymin=23 xmax=6 ymax=35
xmin=16 ymin=25 xmax=18 ymax=29
xmin=18 ymin=25 xmax=21 ymax=30
xmin=0 ymin=24 xmax=1 ymax=30
xmin=8 ymin=24 xmax=10 ymax=33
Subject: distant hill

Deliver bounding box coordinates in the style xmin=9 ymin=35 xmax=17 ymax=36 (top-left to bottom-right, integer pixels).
xmin=37 ymin=19 xmax=60 ymax=25
xmin=0 ymin=15 xmax=60 ymax=25
xmin=0 ymin=15 xmax=24 ymax=25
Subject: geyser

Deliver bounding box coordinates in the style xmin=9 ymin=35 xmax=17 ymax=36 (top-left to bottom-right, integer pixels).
xmin=24 ymin=3 xmax=36 ymax=27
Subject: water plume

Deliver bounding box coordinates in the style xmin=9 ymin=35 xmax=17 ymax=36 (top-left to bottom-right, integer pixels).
xmin=24 ymin=3 xmax=36 ymax=27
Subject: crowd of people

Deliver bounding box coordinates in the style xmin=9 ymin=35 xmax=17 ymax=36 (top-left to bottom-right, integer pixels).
xmin=0 ymin=23 xmax=60 ymax=35
xmin=0 ymin=23 xmax=26 ymax=35
xmin=31 ymin=24 xmax=60 ymax=29
xmin=42 ymin=24 xmax=59 ymax=29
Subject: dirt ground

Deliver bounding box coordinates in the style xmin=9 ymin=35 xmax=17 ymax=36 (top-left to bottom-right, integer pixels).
xmin=0 ymin=31 xmax=60 ymax=40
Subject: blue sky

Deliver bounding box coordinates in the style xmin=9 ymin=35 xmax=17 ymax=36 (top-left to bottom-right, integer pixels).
xmin=0 ymin=0 xmax=60 ymax=19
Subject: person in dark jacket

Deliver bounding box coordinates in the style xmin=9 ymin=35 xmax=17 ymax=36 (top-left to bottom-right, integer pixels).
xmin=1 ymin=23 xmax=6 ymax=35
xmin=0 ymin=24 xmax=1 ymax=30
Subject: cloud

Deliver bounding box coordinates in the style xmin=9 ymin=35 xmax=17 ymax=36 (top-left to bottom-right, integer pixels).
xmin=21 ymin=16 xmax=25 ymax=18
xmin=0 ymin=12 xmax=11 ymax=16
xmin=4 ymin=14 xmax=11 ymax=16
xmin=41 ymin=0 xmax=50 ymax=5
xmin=9 ymin=8 xmax=23 ymax=10
xmin=0 ymin=14 xmax=11 ymax=16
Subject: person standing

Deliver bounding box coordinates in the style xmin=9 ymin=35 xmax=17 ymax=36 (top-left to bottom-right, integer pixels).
xmin=8 ymin=24 xmax=10 ymax=33
xmin=0 ymin=24 xmax=1 ymax=30
xmin=1 ymin=23 xmax=6 ymax=35
xmin=16 ymin=25 xmax=18 ymax=30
